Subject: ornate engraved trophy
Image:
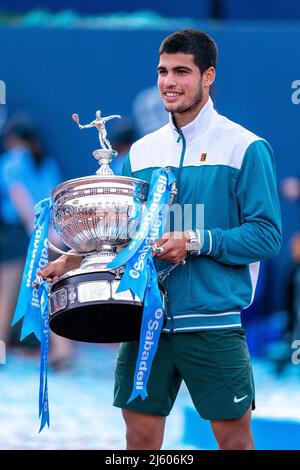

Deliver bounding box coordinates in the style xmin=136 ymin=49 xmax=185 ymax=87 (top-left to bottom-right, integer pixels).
xmin=46 ymin=111 xmax=175 ymax=343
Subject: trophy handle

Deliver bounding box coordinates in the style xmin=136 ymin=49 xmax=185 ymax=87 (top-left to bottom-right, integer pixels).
xmin=157 ymin=260 xmax=185 ymax=282
xmin=48 ymin=240 xmax=93 ymax=257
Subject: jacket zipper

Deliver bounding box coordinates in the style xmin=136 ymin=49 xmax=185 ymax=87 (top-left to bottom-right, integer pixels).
xmin=175 ymin=128 xmax=186 ymax=200
xmin=166 ymin=128 xmax=186 ymax=334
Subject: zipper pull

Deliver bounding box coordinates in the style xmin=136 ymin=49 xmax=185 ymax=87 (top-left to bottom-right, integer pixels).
xmin=174 ymin=127 xmax=183 ymax=143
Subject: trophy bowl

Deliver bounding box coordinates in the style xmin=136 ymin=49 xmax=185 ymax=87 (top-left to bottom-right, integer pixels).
xmin=48 ymin=174 xmax=159 ymax=343
xmin=51 ymin=175 xmax=149 ymax=252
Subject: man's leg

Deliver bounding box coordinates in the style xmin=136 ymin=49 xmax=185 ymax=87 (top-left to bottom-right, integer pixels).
xmin=210 ymin=406 xmax=254 ymax=450
xmin=114 ymin=337 xmax=182 ymax=449
xmin=122 ymin=409 xmax=166 ymax=450
xmin=171 ymin=330 xmax=255 ymax=450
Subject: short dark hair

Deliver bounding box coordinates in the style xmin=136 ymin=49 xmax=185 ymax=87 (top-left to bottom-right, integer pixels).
xmin=159 ymin=29 xmax=218 ymax=74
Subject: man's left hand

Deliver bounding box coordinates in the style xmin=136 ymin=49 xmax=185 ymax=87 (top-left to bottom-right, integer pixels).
xmin=153 ymin=232 xmax=189 ymax=264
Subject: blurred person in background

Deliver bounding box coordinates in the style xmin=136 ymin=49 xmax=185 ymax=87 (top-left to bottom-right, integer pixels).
xmin=281 ymin=176 xmax=300 ymax=362
xmin=286 ymin=235 xmax=300 ymax=339
xmin=281 ymin=176 xmax=300 ymax=202
xmin=109 ymin=118 xmax=136 ymax=175
xmin=0 ymin=114 xmax=73 ymax=368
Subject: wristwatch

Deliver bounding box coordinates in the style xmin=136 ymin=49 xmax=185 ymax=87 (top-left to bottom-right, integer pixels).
xmin=185 ymin=230 xmax=201 ymax=256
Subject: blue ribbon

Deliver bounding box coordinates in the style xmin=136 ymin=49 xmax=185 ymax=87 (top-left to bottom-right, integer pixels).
xmin=38 ymin=280 xmax=50 ymax=432
xmin=109 ymin=169 xmax=174 ymax=272
xmin=108 ymin=168 xmax=176 ymax=402
xmin=127 ymin=258 xmax=165 ymax=401
xmin=12 ymin=197 xmax=52 ymax=431
xmin=12 ymin=198 xmax=52 ymax=340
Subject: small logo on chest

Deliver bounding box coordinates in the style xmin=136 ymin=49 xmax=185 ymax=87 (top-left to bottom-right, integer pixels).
xmin=200 ymin=152 xmax=207 ymax=162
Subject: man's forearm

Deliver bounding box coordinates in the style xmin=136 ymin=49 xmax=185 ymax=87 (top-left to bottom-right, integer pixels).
xmin=60 ymin=250 xmax=83 ymax=270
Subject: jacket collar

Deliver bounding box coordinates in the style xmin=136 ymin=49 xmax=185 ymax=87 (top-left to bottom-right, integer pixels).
xmin=169 ymin=96 xmax=218 ymax=144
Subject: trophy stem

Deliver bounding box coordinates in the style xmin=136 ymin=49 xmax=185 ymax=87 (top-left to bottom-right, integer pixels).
xmin=80 ymin=249 xmax=117 ymax=270
xmin=93 ymin=149 xmax=118 ymax=176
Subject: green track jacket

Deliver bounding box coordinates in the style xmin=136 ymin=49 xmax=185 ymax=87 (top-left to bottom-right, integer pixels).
xmin=122 ymin=97 xmax=282 ymax=333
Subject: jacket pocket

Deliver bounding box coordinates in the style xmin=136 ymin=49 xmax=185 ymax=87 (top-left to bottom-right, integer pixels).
xmin=189 ymin=256 xmax=238 ymax=312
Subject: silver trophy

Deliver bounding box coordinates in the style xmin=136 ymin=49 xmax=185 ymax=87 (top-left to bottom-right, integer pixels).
xmin=45 ymin=111 xmax=176 ymax=343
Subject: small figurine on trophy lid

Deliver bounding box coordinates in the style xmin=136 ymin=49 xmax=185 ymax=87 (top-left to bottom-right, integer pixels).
xmin=72 ymin=110 xmax=121 ymax=176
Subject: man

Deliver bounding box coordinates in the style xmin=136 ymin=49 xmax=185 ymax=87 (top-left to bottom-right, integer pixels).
xmin=39 ymin=29 xmax=282 ymax=449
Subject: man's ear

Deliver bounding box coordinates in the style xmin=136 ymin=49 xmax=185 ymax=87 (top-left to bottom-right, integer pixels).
xmin=203 ymin=67 xmax=216 ymax=88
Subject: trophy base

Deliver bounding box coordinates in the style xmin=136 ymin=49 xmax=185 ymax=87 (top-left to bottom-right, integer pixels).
xmin=48 ymin=269 xmax=165 ymax=343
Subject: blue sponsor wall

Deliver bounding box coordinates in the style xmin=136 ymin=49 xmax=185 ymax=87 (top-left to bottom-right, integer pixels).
xmin=0 ymin=24 xmax=299 ymax=317
xmin=0 ymin=0 xmax=211 ymax=17
xmin=2 ymin=0 xmax=300 ymax=20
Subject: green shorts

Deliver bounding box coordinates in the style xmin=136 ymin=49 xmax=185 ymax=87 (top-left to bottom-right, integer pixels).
xmin=113 ymin=328 xmax=255 ymax=421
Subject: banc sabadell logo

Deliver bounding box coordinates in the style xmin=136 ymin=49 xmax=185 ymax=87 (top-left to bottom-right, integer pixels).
xmin=0 ymin=80 xmax=6 ymax=105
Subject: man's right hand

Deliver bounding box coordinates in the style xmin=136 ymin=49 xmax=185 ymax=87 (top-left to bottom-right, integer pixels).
xmin=37 ymin=254 xmax=82 ymax=282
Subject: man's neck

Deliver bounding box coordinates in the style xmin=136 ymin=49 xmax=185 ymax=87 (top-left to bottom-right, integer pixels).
xmin=172 ymin=96 xmax=209 ymax=129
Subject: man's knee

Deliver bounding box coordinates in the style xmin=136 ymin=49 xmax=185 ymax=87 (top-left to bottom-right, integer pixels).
xmin=211 ymin=407 xmax=254 ymax=450
xmin=122 ymin=409 xmax=166 ymax=450
xmin=216 ymin=432 xmax=254 ymax=450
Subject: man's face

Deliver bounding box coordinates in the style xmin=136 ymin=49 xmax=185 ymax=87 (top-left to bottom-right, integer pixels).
xmin=157 ymin=53 xmax=204 ymax=115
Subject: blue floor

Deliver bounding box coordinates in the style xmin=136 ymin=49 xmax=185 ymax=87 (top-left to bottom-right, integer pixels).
xmin=184 ymin=409 xmax=300 ymax=450
xmin=0 ymin=343 xmax=192 ymax=449
xmin=0 ymin=343 xmax=300 ymax=449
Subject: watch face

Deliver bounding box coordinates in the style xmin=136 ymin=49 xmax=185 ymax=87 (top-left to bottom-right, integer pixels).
xmin=187 ymin=231 xmax=200 ymax=254
xmin=190 ymin=243 xmax=200 ymax=254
